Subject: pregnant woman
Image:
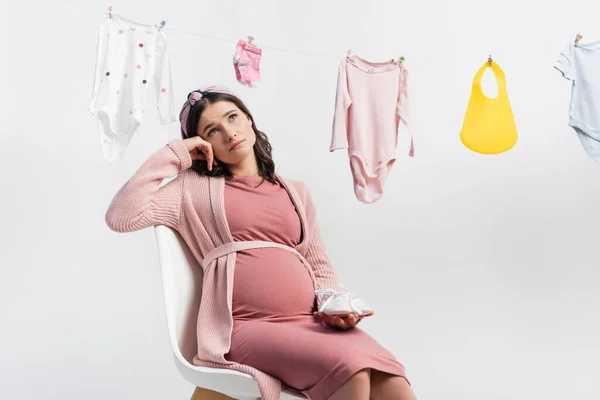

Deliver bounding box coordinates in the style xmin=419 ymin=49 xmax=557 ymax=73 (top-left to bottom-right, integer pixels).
xmin=105 ymin=86 xmax=416 ymax=400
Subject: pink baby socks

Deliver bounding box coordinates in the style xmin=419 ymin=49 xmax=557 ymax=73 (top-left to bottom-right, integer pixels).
xmin=233 ymin=37 xmax=262 ymax=88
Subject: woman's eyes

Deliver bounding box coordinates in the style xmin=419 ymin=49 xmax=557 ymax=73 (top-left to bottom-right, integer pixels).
xmin=207 ymin=114 xmax=237 ymax=137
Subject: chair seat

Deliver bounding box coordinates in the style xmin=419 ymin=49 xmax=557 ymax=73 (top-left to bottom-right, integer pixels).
xmin=173 ymin=356 xmax=305 ymax=399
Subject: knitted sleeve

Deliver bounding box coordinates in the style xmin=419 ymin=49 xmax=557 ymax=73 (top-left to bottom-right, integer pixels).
xmin=298 ymin=182 xmax=344 ymax=306
xmin=105 ymin=139 xmax=192 ymax=232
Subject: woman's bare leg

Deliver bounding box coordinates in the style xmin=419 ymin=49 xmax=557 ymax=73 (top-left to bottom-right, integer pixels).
xmin=369 ymin=370 xmax=416 ymax=400
xmin=328 ymin=368 xmax=371 ymax=400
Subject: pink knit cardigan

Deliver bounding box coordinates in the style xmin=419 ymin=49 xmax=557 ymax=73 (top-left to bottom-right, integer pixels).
xmin=105 ymin=139 xmax=344 ymax=400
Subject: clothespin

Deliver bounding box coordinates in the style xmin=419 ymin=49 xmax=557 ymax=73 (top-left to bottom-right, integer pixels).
xmin=248 ymin=36 xmax=255 ymax=44
xmin=346 ymin=49 xmax=352 ymax=61
xmin=156 ymin=20 xmax=166 ymax=31
xmin=398 ymin=56 xmax=405 ymax=66
xmin=108 ymin=5 xmax=112 ymax=19
xmin=488 ymin=55 xmax=493 ymax=66
xmin=575 ymin=33 xmax=583 ymax=46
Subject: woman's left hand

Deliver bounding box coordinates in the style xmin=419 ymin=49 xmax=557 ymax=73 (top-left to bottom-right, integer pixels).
xmin=314 ymin=311 xmax=374 ymax=330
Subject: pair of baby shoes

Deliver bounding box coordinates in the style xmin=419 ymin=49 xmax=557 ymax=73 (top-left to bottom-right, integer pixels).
xmin=315 ymin=285 xmax=374 ymax=317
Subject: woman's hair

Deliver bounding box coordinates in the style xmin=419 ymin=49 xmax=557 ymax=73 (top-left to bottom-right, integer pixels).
xmin=181 ymin=91 xmax=277 ymax=184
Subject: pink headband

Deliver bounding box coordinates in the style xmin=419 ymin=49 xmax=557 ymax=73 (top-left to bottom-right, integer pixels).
xmin=179 ymin=85 xmax=237 ymax=136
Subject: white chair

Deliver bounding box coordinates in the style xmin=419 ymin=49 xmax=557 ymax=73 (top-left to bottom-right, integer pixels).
xmin=154 ymin=225 xmax=305 ymax=400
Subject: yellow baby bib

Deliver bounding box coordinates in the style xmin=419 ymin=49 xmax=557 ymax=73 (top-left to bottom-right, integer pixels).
xmin=460 ymin=61 xmax=518 ymax=154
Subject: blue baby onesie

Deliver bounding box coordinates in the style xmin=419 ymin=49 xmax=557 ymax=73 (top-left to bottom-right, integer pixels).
xmin=555 ymin=40 xmax=600 ymax=163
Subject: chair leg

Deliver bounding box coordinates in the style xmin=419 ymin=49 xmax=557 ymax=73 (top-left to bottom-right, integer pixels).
xmin=190 ymin=386 xmax=237 ymax=400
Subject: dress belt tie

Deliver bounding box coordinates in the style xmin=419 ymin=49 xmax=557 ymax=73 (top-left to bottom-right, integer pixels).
xmin=201 ymin=240 xmax=304 ymax=270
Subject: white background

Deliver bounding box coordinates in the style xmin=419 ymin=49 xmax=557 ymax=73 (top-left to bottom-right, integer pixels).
xmin=2 ymin=0 xmax=600 ymax=399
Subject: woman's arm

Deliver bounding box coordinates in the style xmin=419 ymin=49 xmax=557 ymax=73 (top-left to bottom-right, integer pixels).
xmin=105 ymin=140 xmax=192 ymax=233
xmin=299 ymin=183 xmax=345 ymax=307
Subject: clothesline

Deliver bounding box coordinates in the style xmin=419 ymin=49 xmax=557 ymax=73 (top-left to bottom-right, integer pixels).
xmin=65 ymin=0 xmax=572 ymax=65
xmin=65 ymin=0 xmax=341 ymax=60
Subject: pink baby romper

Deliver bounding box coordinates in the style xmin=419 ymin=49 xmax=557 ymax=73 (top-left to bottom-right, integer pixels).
xmin=331 ymin=54 xmax=414 ymax=204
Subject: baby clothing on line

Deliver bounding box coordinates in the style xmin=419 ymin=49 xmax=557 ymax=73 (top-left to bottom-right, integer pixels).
xmin=233 ymin=39 xmax=263 ymax=88
xmin=89 ymin=14 xmax=177 ymax=163
xmin=331 ymin=54 xmax=414 ymax=204
xmin=555 ymin=40 xmax=600 ymax=163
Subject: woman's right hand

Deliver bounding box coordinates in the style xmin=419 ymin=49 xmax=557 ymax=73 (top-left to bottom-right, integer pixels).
xmin=182 ymin=137 xmax=217 ymax=171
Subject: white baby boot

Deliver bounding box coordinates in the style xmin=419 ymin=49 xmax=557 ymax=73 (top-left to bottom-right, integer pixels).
xmin=339 ymin=284 xmax=374 ymax=316
xmin=314 ymin=288 xmax=352 ymax=316
xmin=348 ymin=295 xmax=374 ymax=316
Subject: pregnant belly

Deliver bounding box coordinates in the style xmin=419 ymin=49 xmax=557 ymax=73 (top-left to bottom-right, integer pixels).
xmin=232 ymin=248 xmax=316 ymax=320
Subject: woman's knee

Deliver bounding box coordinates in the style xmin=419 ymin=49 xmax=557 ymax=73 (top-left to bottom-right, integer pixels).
xmin=328 ymin=368 xmax=372 ymax=400
xmin=349 ymin=369 xmax=372 ymax=396
xmin=370 ymin=371 xmax=415 ymax=400
xmin=353 ymin=368 xmax=372 ymax=383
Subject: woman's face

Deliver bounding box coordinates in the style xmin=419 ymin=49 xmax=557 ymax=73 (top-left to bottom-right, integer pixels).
xmin=196 ymin=100 xmax=256 ymax=165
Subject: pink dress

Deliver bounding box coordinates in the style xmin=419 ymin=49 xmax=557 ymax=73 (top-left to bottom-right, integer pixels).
xmin=223 ymin=175 xmax=408 ymax=400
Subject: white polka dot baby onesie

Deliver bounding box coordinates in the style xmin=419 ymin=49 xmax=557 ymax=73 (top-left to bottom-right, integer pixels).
xmin=89 ymin=15 xmax=177 ymax=162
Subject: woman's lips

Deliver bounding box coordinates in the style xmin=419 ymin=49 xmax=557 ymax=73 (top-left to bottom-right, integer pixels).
xmin=230 ymin=139 xmax=245 ymax=151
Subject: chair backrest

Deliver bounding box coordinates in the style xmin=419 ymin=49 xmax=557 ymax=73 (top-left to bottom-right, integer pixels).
xmin=154 ymin=225 xmax=204 ymax=364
